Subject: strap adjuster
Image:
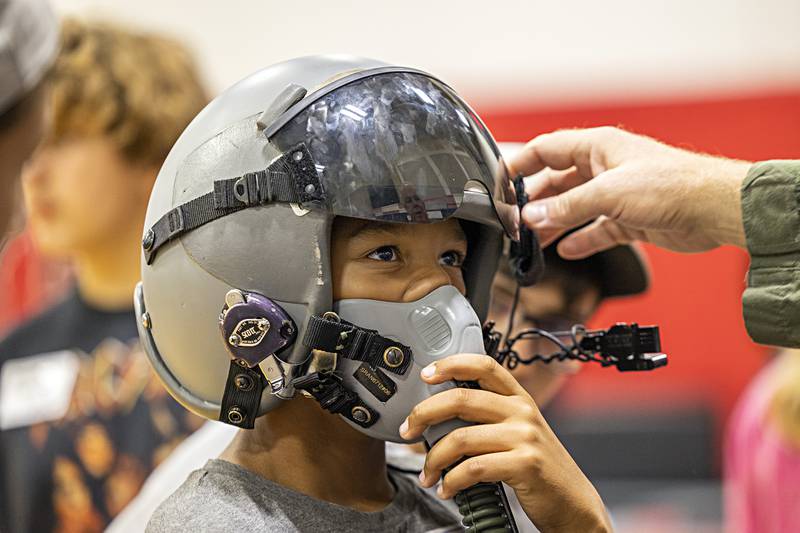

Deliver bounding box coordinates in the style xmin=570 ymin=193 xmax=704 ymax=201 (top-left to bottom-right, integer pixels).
xmin=145 ymin=143 xmax=323 ymax=265
xmin=303 ymin=314 xmax=413 ymax=375
xmin=166 ymin=207 xmax=184 ymax=238
xmin=293 ymin=371 xmax=379 ymax=428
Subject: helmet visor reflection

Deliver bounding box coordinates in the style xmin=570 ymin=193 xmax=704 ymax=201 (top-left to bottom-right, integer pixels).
xmin=269 ymin=70 xmax=519 ymax=238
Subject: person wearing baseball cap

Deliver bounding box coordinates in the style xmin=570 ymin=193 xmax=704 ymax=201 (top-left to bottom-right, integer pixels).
xmin=0 ymin=0 xmax=58 ymax=245
xmin=490 ymin=230 xmax=650 ymax=406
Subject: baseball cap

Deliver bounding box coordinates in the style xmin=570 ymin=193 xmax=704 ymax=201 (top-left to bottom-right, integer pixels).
xmin=0 ymin=0 xmax=58 ymax=115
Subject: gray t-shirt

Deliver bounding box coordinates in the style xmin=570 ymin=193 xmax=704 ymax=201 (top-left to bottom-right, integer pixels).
xmin=146 ymin=459 xmax=461 ymax=532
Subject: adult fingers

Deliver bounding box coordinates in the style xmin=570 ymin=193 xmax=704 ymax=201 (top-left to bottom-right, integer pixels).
xmin=556 ymin=216 xmax=639 ymax=259
xmin=521 ymin=172 xmax=618 ymax=232
xmin=523 ymin=167 xmax=584 ymax=201
xmin=508 ymin=127 xmax=617 ymax=180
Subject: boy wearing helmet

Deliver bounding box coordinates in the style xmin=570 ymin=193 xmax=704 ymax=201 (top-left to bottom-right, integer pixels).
xmin=140 ymin=56 xmax=610 ymax=532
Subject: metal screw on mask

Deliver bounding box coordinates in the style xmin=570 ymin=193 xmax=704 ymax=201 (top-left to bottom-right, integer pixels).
xmin=383 ymin=346 xmax=404 ymax=368
xmin=227 ymin=407 xmax=245 ymax=425
xmin=234 ymin=373 xmax=255 ymax=391
xmin=351 ymin=406 xmax=371 ymax=424
xmin=280 ymin=321 xmax=294 ymax=338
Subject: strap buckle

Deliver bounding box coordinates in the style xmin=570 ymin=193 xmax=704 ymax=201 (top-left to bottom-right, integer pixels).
xmin=292 ymin=371 xmax=379 ymax=428
xmin=166 ymin=207 xmax=185 ymax=238
xmin=302 ymin=313 xmax=412 ymax=375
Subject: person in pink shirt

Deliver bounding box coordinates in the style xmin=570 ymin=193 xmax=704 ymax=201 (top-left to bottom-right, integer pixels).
xmin=724 ymin=349 xmax=800 ymax=532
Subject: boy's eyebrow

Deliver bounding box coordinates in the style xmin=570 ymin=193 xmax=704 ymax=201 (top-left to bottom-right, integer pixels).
xmin=345 ymin=219 xmax=468 ymax=244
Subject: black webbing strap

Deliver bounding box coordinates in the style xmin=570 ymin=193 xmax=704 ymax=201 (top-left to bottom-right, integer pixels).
xmin=293 ymin=372 xmax=379 ymax=428
xmin=219 ymin=361 xmax=265 ymax=429
xmin=143 ymin=143 xmax=324 ymax=264
xmin=302 ymin=315 xmax=413 ymax=376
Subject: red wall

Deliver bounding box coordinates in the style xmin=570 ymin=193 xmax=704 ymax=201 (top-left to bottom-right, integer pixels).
xmin=479 ymin=90 xmax=800 ymax=439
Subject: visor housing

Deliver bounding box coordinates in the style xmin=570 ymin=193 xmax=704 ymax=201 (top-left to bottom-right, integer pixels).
xmin=268 ymin=70 xmax=519 ymax=239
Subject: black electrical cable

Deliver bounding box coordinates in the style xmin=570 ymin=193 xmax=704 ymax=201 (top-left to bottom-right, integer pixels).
xmin=503 ymin=282 xmax=522 ymax=347
xmin=500 ymin=325 xmax=611 ymax=369
xmin=495 ymin=281 xmax=620 ymax=370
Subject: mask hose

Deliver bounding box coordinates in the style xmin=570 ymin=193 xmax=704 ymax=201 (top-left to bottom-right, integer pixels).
xmin=454 ymin=481 xmax=518 ymax=532
xmin=425 ymin=381 xmax=519 ymax=532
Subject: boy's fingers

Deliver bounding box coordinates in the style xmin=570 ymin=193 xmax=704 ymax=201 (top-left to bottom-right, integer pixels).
xmin=420 ymin=354 xmax=524 ymax=397
xmin=421 ymin=423 xmax=526 ymax=488
xmin=437 ymin=452 xmax=517 ymax=499
xmin=401 ymin=388 xmax=517 ymax=440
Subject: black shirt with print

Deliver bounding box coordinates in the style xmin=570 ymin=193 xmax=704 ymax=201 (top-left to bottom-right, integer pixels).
xmin=0 ymin=290 xmax=200 ymax=533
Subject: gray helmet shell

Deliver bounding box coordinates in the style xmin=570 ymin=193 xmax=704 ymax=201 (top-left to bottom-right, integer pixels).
xmin=138 ymin=55 xmax=504 ymax=422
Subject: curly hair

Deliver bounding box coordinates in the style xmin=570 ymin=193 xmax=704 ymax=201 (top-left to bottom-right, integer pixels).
xmin=48 ymin=18 xmax=208 ymax=166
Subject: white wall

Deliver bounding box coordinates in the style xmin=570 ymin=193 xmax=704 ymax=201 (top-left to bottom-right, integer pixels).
xmin=51 ymin=0 xmax=800 ymax=108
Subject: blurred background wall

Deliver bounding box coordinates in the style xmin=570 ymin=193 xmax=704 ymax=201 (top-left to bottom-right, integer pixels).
xmin=3 ymin=0 xmax=799 ymax=528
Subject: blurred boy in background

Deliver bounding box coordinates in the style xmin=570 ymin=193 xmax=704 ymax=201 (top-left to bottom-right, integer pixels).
xmin=489 ymin=239 xmax=648 ymax=407
xmin=0 ymin=19 xmax=207 ymax=533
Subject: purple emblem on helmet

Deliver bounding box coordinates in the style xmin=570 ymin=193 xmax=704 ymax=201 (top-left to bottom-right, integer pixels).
xmin=220 ymin=290 xmax=296 ymax=367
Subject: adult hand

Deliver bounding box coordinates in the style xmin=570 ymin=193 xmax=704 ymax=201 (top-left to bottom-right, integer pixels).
xmin=400 ymin=354 xmax=611 ymax=532
xmin=510 ymin=126 xmax=752 ymax=259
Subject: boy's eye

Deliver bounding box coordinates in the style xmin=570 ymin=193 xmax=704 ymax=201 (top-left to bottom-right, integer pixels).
xmin=367 ymin=246 xmax=399 ymax=262
xmin=439 ymin=250 xmax=464 ymax=268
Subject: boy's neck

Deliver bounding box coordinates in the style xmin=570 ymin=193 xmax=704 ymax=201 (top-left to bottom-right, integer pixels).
xmin=73 ymin=228 xmax=143 ymax=312
xmin=222 ymin=396 xmax=396 ymax=512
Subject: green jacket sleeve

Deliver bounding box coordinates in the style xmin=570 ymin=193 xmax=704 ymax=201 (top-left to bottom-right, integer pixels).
xmin=741 ymin=160 xmax=800 ymax=347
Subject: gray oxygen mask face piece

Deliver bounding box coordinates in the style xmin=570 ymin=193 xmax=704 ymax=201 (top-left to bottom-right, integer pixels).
xmin=333 ymin=284 xmax=485 ymax=442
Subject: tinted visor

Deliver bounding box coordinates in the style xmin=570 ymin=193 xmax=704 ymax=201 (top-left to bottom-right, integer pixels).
xmin=269 ymin=70 xmax=519 ymax=238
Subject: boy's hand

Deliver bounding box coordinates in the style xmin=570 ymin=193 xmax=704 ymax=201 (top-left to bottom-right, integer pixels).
xmin=399 ymin=353 xmax=611 ymax=533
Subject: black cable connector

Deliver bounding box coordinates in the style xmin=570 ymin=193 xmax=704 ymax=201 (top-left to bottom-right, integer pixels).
xmin=579 ymin=323 xmax=666 ymax=371
xmin=485 ymin=322 xmax=668 ymax=373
